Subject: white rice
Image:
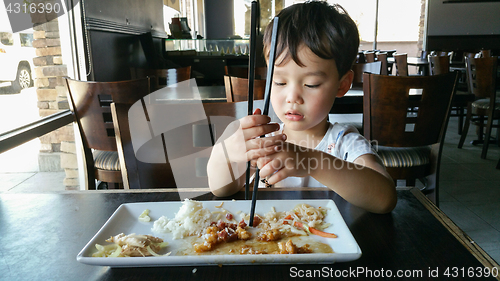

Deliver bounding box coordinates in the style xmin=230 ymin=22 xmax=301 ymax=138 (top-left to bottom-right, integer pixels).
xmin=151 ymin=199 xmax=213 ymax=239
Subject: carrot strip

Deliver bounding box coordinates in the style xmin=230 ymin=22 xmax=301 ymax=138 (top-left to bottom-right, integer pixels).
xmin=309 ymin=227 xmax=338 ymax=238
xmin=293 ymin=221 xmax=304 ymax=229
xmin=293 ymin=221 xmax=337 ymax=238
xmin=283 ymin=214 xmax=293 ymax=225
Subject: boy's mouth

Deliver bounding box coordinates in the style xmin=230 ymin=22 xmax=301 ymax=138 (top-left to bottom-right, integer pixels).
xmin=285 ymin=110 xmax=304 ymax=121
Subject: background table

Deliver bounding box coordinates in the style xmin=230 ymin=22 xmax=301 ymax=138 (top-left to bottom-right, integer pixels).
xmin=1 ymin=188 xmax=498 ymax=280
xmin=153 ymin=85 xmax=364 ymax=114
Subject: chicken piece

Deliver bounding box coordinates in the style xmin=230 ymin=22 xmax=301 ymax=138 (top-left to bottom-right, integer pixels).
xmin=106 ymin=233 xmax=164 ymax=257
xmin=107 ymin=233 xmax=163 ymax=247
xmin=257 ymin=229 xmax=281 ymax=241
xmin=194 ymin=241 xmax=214 ymax=253
xmin=236 ymin=226 xmax=252 ymax=240
xmin=276 ymin=239 xmax=312 ymax=254
xmin=204 ymin=226 xmax=219 ymax=244
xmin=194 ymin=226 xmax=220 ymax=253
xmin=277 ymin=239 xmax=298 ymax=254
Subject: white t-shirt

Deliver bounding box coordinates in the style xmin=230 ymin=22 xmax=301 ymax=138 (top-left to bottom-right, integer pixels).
xmin=257 ymin=122 xmax=378 ymax=188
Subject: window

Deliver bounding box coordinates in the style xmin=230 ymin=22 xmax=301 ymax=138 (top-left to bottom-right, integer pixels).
xmin=19 ymin=33 xmax=33 ymax=47
xmin=0 ymin=32 xmax=14 ymax=45
xmin=232 ymin=0 xmax=424 ymax=55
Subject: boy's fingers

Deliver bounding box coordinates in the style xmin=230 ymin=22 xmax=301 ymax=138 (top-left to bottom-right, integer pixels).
xmin=246 ymin=134 xmax=286 ymax=150
xmin=243 ymin=123 xmax=280 ymax=140
xmin=258 ymin=159 xmax=283 ymax=181
xmin=253 ymin=108 xmax=261 ymax=115
xmin=266 ymin=169 xmax=287 ymax=185
xmin=246 ymin=144 xmax=281 ymax=161
xmin=239 ymin=114 xmax=272 ymax=129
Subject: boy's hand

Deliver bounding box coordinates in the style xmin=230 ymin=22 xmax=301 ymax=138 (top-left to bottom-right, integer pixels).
xmin=256 ymin=142 xmax=312 ymax=184
xmin=220 ymin=108 xmax=286 ymax=166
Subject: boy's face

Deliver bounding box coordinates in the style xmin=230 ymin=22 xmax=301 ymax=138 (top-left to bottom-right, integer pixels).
xmin=270 ymin=46 xmax=352 ymax=136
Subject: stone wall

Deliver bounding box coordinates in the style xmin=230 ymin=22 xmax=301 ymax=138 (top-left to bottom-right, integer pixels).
xmin=417 ymin=0 xmax=426 ymax=54
xmin=31 ymin=3 xmax=79 ymax=190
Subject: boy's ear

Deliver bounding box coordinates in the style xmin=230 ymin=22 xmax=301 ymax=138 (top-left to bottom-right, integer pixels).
xmin=336 ymin=70 xmax=354 ymax=98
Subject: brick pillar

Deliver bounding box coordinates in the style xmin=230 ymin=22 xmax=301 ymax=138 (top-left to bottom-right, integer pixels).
xmin=31 ymin=3 xmax=79 ymax=190
xmin=417 ymin=0 xmax=426 ymax=54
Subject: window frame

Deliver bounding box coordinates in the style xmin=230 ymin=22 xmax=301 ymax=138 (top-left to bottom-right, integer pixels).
xmin=0 ymin=110 xmax=74 ymax=155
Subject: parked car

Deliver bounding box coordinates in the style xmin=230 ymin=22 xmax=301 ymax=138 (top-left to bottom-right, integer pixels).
xmin=0 ymin=29 xmax=35 ymax=91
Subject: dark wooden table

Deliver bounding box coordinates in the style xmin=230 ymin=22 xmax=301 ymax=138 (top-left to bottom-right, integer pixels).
xmin=332 ymin=88 xmax=363 ymax=114
xmin=1 ymin=188 xmax=498 ymax=280
xmin=153 ymin=85 xmax=226 ymax=102
xmin=153 ymin=84 xmax=363 ymax=114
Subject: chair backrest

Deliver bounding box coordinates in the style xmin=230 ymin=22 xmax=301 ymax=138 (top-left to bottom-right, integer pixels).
xmin=393 ymin=53 xmax=408 ymax=76
xmin=65 ymin=77 xmax=151 ymax=151
xmin=364 ymin=51 xmax=376 ymax=63
xmin=465 ymin=56 xmax=498 ymax=99
xmin=351 ymin=61 xmax=382 ymax=88
xmin=376 ymin=52 xmax=389 ymax=75
xmin=363 ymin=72 xmax=458 ymax=147
xmin=131 ymin=66 xmax=191 ymax=91
xmin=111 ymin=99 xmax=278 ymax=189
xmin=419 ymin=50 xmax=429 ymax=59
xmin=480 ymin=49 xmax=491 ymax=58
xmin=357 ymin=51 xmax=366 ymax=63
xmin=224 ymin=65 xmax=267 ymax=79
xmin=428 ymin=55 xmax=450 ymax=75
xmin=224 ymin=75 xmax=266 ymax=102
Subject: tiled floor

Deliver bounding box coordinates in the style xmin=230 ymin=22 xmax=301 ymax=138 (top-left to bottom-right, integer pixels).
xmin=333 ymin=113 xmax=500 ymax=264
xmin=1 ymin=113 xmax=499 ymax=264
xmin=439 ymin=116 xmax=500 ymax=264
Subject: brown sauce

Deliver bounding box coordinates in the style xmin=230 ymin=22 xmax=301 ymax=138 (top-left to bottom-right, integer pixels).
xmin=177 ymin=236 xmax=333 ymax=256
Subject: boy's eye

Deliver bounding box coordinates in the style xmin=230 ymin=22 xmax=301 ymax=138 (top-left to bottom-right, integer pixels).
xmin=274 ymin=81 xmax=286 ymax=86
xmin=305 ymin=84 xmax=320 ymax=88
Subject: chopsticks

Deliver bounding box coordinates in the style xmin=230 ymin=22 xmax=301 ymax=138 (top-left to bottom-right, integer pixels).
xmin=249 ymin=17 xmax=279 ymax=227
xmin=245 ymin=1 xmax=259 ymax=200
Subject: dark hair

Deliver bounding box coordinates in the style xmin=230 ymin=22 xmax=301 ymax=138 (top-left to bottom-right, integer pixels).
xmin=263 ymin=1 xmax=359 ymax=77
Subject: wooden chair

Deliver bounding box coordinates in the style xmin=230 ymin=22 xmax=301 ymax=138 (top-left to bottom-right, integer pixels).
xmin=224 ymin=65 xmax=267 ymax=80
xmin=65 ymin=77 xmax=151 ymax=190
xmin=364 ymin=51 xmax=376 ymax=63
xmin=458 ymin=56 xmax=499 ymax=159
xmin=224 ymin=75 xmax=266 ymax=102
xmin=393 ymin=53 xmax=408 ymax=76
xmin=356 ymin=51 xmax=366 ymax=63
xmin=351 ymin=61 xmax=382 ymax=89
xmin=428 ymin=55 xmax=450 ymax=75
xmin=429 ymin=55 xmax=475 ymax=135
xmin=416 ymin=50 xmax=429 ymax=75
xmin=480 ymin=49 xmax=492 ymax=58
xmin=380 ymin=49 xmax=397 ymax=75
xmin=131 ymin=66 xmax=191 ymax=91
xmin=111 ymin=99 xmax=277 ymax=189
xmin=376 ymin=52 xmax=389 ymax=75
xmin=363 ymin=72 xmax=458 ymax=205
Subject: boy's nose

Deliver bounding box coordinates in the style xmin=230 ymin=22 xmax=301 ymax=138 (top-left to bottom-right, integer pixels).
xmin=285 ymin=86 xmax=304 ymax=104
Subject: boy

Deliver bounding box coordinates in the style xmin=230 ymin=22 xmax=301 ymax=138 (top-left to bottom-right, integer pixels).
xmin=207 ymin=1 xmax=396 ymax=214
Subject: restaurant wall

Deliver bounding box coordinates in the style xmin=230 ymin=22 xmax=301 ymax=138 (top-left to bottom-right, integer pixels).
xmin=426 ymin=0 xmax=500 ymax=51
xmin=82 ymin=0 xmax=168 ymax=81
xmin=204 ymin=0 xmax=234 ymax=39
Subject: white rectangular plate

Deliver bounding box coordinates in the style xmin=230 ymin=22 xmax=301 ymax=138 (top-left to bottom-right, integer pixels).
xmin=77 ymin=199 xmax=361 ymax=267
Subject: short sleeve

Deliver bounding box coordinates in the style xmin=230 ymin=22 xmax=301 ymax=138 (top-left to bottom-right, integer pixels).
xmin=331 ymin=124 xmax=379 ymax=163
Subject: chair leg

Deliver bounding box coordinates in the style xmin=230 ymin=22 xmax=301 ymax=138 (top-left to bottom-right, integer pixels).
xmin=458 ymin=107 xmax=464 ymax=135
xmin=406 ymin=178 xmax=416 ymax=187
xmin=478 ymin=116 xmax=484 ymax=142
xmin=458 ymin=104 xmax=473 ymax=148
xmin=481 ymin=110 xmax=495 ymax=159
